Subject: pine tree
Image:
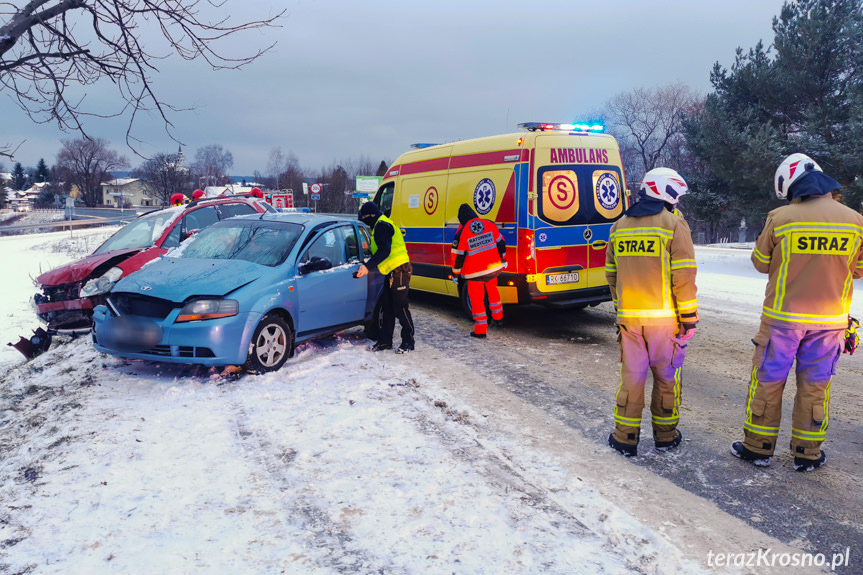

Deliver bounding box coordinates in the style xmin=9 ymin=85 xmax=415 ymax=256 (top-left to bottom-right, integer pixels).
xmin=35 ymin=158 xmax=50 ymax=183
xmin=12 ymin=162 xmax=26 ymax=190
xmin=684 ymin=0 xmax=863 ymax=225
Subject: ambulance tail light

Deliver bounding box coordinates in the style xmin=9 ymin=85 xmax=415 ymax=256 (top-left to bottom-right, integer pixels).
xmin=518 ymin=229 xmax=536 ymax=276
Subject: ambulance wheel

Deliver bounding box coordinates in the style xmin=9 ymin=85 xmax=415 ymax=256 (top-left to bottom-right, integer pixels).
xmin=364 ymin=297 xmax=384 ymax=341
xmin=244 ymin=314 xmax=293 ymax=373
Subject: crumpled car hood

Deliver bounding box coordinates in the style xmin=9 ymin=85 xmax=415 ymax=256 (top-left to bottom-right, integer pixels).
xmin=111 ymin=257 xmax=265 ymax=302
xmin=37 ymin=248 xmax=142 ymax=286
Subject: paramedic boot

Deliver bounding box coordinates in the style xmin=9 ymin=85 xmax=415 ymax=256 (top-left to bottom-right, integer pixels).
xmin=655 ymin=429 xmax=683 ymax=452
xmin=730 ymin=441 xmax=772 ymax=467
xmin=794 ymin=450 xmax=826 ymax=472
xmin=608 ymin=433 xmax=637 ymax=457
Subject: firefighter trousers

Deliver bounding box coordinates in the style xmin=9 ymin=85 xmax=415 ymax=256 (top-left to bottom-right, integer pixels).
xmin=742 ymin=321 xmax=842 ymax=460
xmin=467 ymin=278 xmax=502 ymax=335
xmin=612 ymin=324 xmax=686 ymax=446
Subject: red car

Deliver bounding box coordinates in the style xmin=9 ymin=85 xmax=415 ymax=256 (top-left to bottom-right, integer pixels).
xmin=34 ymin=196 xmax=275 ymax=332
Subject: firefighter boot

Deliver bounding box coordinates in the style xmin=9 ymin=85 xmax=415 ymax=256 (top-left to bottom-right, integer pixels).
xmin=608 ymin=433 xmax=638 ymax=457
xmin=655 ymin=429 xmax=683 ymax=452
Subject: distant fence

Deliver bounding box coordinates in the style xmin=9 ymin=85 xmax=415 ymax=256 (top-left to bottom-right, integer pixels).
xmin=0 ymin=208 xmax=135 ymax=237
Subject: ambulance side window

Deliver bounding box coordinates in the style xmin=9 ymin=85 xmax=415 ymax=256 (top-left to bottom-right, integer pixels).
xmin=377 ymin=183 xmax=394 ymax=217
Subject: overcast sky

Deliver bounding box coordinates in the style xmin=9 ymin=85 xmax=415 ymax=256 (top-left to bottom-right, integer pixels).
xmin=1 ymin=0 xmax=787 ymax=176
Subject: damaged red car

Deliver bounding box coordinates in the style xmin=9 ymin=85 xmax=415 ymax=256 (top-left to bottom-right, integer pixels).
xmin=33 ymin=196 xmax=275 ymax=333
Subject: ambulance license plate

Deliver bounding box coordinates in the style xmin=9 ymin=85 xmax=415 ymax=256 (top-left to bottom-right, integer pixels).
xmin=547 ymin=272 xmax=579 ymax=285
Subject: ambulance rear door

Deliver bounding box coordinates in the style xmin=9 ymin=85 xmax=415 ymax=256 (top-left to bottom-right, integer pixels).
xmin=532 ymin=134 xmax=625 ymax=293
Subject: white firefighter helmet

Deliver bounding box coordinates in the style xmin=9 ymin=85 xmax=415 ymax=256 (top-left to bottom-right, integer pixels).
xmin=639 ymin=167 xmax=689 ymax=205
xmin=774 ymin=153 xmax=822 ymax=199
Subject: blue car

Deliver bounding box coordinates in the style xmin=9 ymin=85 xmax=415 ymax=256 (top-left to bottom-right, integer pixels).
xmin=92 ymin=213 xmax=384 ymax=372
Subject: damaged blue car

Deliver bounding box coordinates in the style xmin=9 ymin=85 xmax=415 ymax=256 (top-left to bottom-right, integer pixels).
xmin=92 ymin=213 xmax=384 ymax=372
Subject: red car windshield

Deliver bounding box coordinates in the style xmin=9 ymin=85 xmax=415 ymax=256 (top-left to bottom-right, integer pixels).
xmin=94 ymin=208 xmax=181 ymax=254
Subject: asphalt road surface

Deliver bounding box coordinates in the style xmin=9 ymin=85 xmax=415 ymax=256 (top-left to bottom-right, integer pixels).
xmin=406 ymin=290 xmax=863 ymax=572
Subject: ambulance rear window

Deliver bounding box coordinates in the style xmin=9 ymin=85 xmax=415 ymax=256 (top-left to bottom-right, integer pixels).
xmin=537 ymin=165 xmax=624 ymax=226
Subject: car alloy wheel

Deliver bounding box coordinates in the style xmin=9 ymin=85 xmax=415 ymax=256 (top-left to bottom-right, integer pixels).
xmin=245 ymin=314 xmax=293 ymax=373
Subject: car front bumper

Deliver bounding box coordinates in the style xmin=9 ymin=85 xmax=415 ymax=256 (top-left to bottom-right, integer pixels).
xmin=92 ymin=306 xmax=262 ymax=366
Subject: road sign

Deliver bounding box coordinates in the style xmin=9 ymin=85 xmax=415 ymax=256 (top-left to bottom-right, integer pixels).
xmin=311 ymin=193 xmax=321 ymax=201
xmin=69 ymin=184 xmax=80 ymax=199
xmin=311 ymin=183 xmax=322 ymax=194
xmin=356 ymin=176 xmax=382 ymax=193
xmin=302 ymin=183 xmax=308 ymax=195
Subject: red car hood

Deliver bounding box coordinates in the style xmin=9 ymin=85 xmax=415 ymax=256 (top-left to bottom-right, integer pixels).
xmin=37 ymin=248 xmax=144 ymax=286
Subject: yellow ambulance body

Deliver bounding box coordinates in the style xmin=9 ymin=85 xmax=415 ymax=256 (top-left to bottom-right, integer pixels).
xmin=371 ymin=123 xmax=628 ymax=308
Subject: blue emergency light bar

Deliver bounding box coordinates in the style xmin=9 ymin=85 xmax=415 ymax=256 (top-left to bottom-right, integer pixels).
xmin=410 ymin=143 xmax=442 ymax=149
xmin=518 ymin=122 xmax=604 ymax=133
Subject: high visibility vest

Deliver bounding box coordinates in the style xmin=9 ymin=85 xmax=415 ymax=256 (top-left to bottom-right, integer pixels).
xmin=451 ymin=218 xmax=505 ymax=280
xmin=371 ymin=214 xmax=410 ymax=275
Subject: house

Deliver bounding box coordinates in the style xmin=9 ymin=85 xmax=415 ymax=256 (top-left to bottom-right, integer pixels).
xmin=101 ymin=178 xmax=158 ymax=207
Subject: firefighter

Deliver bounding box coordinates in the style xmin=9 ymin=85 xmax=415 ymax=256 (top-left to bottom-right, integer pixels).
xmin=451 ymin=203 xmax=506 ymax=338
xmin=355 ymin=201 xmax=415 ymax=353
xmin=731 ymin=153 xmax=863 ymax=471
xmin=192 ymin=189 xmax=205 ymax=201
xmin=606 ymin=168 xmax=697 ymax=457
xmin=170 ymin=192 xmax=185 ymax=206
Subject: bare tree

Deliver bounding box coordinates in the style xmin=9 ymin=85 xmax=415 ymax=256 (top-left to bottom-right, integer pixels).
xmin=193 ymin=144 xmax=233 ymax=187
xmin=0 ymin=1 xmax=283 ymax=158
xmin=56 ymin=137 xmax=128 ymax=206
xmin=603 ymin=83 xmax=702 ymax=188
xmin=134 ymin=151 xmax=192 ymax=206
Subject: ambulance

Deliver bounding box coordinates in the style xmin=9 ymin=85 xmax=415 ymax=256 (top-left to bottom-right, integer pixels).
xmin=371 ymin=123 xmax=629 ymax=310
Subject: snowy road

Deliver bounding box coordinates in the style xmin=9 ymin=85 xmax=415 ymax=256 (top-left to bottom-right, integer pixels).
xmin=0 ymin=231 xmax=858 ymax=574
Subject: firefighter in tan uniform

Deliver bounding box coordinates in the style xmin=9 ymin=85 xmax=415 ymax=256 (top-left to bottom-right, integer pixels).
xmin=731 ymin=153 xmax=863 ymax=471
xmin=605 ymin=168 xmax=698 ymax=457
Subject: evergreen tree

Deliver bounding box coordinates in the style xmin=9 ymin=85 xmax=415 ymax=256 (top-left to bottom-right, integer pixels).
xmin=35 ymin=158 xmax=50 ymax=183
xmin=684 ymin=0 xmax=863 ymax=228
xmin=12 ymin=162 xmax=26 ymax=190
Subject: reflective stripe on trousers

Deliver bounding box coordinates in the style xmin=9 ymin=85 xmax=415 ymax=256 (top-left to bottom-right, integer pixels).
xmin=742 ymin=321 xmax=842 ymax=458
xmin=612 ymin=324 xmax=685 ymax=445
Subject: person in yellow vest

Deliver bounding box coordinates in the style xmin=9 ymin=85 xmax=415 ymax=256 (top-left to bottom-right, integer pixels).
xmin=355 ymin=202 xmax=415 ymax=353
xmin=731 ymin=153 xmax=863 ymax=471
xmin=605 ymin=167 xmax=698 ymax=457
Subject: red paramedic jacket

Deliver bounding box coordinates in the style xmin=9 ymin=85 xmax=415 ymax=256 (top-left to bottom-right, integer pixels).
xmin=451 ymin=218 xmax=506 ymax=280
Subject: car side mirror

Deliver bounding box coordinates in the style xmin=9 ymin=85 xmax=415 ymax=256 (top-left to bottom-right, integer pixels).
xmin=299 ymin=256 xmax=332 ymax=274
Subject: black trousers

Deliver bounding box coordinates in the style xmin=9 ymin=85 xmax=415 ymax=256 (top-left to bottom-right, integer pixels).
xmin=379 ymin=263 xmax=414 ymax=348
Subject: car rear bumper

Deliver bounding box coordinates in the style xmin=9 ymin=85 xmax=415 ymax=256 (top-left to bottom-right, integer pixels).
xmin=92 ymin=306 xmax=261 ymax=366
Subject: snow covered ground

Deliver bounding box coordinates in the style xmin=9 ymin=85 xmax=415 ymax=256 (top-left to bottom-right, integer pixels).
xmin=0 ymin=231 xmax=821 ymax=574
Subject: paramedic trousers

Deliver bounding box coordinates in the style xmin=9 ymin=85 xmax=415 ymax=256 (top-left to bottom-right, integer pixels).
xmin=612 ymin=324 xmax=685 ymax=446
xmin=742 ymin=321 xmax=843 ymax=460
xmin=468 ymin=278 xmax=503 ymax=335
xmin=379 ymin=263 xmax=415 ymax=349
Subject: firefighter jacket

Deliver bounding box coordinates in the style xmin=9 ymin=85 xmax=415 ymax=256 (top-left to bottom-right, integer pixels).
xmin=752 ymin=193 xmax=863 ymax=330
xmin=451 ymin=218 xmax=506 ymax=280
xmin=370 ymin=214 xmax=410 ymax=275
xmin=605 ymin=209 xmax=698 ymax=327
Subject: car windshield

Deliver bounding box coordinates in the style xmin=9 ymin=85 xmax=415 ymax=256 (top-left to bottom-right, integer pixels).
xmin=179 ymin=221 xmax=303 ymax=267
xmin=95 ymin=208 xmax=182 ymax=254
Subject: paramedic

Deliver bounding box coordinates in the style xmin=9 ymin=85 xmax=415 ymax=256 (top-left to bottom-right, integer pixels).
xmin=451 ymin=203 xmax=506 ymax=338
